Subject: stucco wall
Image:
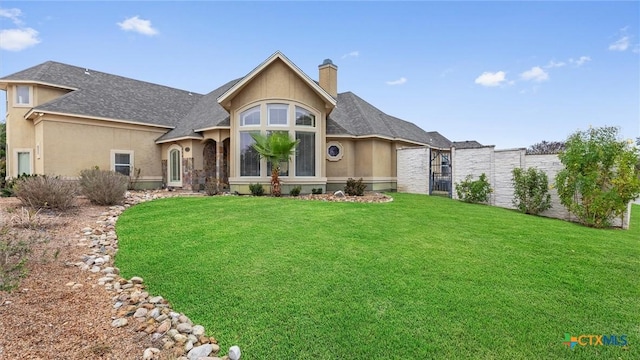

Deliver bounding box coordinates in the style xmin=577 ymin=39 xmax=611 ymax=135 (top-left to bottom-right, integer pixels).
xmin=40 ymin=116 xmax=165 ymax=183
xmin=397 ymin=147 xmax=429 ymax=194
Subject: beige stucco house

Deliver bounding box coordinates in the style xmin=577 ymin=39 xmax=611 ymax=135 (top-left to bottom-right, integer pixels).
xmin=1 ymin=51 xmax=452 ymax=194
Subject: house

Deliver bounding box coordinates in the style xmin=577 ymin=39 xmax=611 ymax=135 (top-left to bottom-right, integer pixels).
xmin=0 ymin=51 xmax=453 ymax=194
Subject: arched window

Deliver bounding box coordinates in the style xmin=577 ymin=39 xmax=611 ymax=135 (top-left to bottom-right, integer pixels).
xmin=168 ymin=145 xmax=182 ymax=187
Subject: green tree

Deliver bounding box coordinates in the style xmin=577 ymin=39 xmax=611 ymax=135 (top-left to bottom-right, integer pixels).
xmin=511 ymin=167 xmax=552 ymax=215
xmin=251 ymin=132 xmax=299 ymax=197
xmin=555 ymin=126 xmax=640 ymax=228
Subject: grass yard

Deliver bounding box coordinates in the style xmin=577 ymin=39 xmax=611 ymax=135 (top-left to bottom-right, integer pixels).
xmin=115 ymin=194 xmax=639 ymax=359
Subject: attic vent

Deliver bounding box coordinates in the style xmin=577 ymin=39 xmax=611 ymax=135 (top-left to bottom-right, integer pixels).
xmin=84 ymin=68 xmax=90 ymax=75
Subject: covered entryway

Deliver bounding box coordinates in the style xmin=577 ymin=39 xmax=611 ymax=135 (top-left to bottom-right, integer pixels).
xmin=203 ymin=138 xmax=230 ymax=190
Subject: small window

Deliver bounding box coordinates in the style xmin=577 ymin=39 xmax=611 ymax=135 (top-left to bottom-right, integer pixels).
xmin=16 ymin=150 xmax=32 ymax=176
xmin=326 ymin=141 xmax=344 ymax=161
xmin=295 ymin=106 xmax=316 ymax=127
xmin=268 ymin=104 xmax=288 ymax=125
xmin=241 ymin=106 xmax=261 ymax=126
xmin=112 ymin=151 xmax=133 ymax=176
xmin=15 ymin=85 xmax=31 ymax=105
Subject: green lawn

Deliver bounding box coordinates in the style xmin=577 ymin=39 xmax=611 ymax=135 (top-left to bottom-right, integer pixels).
xmin=115 ymin=194 xmax=639 ymax=359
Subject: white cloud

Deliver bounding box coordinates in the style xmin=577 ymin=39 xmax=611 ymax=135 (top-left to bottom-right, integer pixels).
xmin=386 ymin=77 xmax=407 ymax=85
xmin=117 ymin=16 xmax=158 ymax=36
xmin=545 ymin=60 xmax=566 ymax=69
xmin=569 ymin=56 xmax=591 ymax=66
xmin=520 ymin=66 xmax=549 ymax=82
xmin=0 ymin=8 xmax=23 ymax=25
xmin=474 ymin=71 xmax=507 ymax=87
xmin=0 ymin=28 xmax=40 ymax=51
xmin=609 ymin=36 xmax=630 ymax=51
xmin=341 ymin=51 xmax=359 ymax=59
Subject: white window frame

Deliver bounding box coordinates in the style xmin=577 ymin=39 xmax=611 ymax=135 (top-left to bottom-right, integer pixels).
xmin=110 ymin=150 xmax=134 ymax=176
xmin=14 ymin=85 xmax=32 ymax=107
xmin=240 ymin=106 xmax=261 ymax=126
xmin=167 ymin=145 xmax=182 ymax=187
xmin=14 ymin=148 xmax=33 ymax=177
xmin=267 ymin=103 xmax=289 ymax=126
xmin=326 ymin=141 xmax=344 ymax=161
xmin=236 ymin=102 xmax=320 ymax=179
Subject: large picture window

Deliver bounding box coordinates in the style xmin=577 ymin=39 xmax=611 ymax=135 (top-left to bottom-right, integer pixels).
xmin=296 ymin=131 xmax=315 ymax=176
xmin=240 ymin=131 xmax=260 ymax=176
xmin=238 ymin=103 xmax=318 ymax=178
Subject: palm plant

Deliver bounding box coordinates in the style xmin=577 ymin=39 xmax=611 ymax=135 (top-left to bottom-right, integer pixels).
xmin=250 ymin=132 xmax=299 ymax=197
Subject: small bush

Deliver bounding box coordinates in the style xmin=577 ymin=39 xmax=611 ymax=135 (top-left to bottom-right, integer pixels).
xmin=13 ymin=175 xmax=78 ymax=210
xmin=290 ymin=185 xmax=301 ymax=197
xmin=79 ymin=168 xmax=128 ymax=205
xmin=455 ymin=173 xmax=492 ymax=204
xmin=205 ymin=178 xmax=218 ymax=196
xmin=311 ymin=188 xmax=323 ymax=195
xmin=512 ymin=167 xmax=552 ymax=215
xmin=249 ymin=183 xmax=264 ymax=196
xmin=344 ymin=178 xmax=366 ymax=196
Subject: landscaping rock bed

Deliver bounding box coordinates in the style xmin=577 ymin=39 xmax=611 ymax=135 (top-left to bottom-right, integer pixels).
xmin=1 ymin=189 xmax=392 ymax=359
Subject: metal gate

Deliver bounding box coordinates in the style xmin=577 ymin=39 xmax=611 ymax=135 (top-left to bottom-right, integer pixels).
xmin=430 ymin=149 xmax=452 ymax=197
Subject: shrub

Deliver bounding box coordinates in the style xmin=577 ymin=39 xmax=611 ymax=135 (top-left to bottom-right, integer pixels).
xmin=289 ymin=185 xmax=301 ymax=197
xmin=249 ymin=183 xmax=265 ymax=196
xmin=13 ymin=175 xmax=78 ymax=210
xmin=455 ymin=173 xmax=492 ymax=204
xmin=79 ymin=168 xmax=128 ymax=205
xmin=311 ymin=188 xmax=323 ymax=195
xmin=204 ymin=178 xmax=218 ymax=196
xmin=344 ymin=177 xmax=366 ymax=196
xmin=555 ymin=126 xmax=640 ymax=228
xmin=511 ymin=167 xmax=552 ymax=215
xmin=128 ymin=168 xmax=142 ymax=190
xmin=1 ymin=210 xmax=51 ymax=291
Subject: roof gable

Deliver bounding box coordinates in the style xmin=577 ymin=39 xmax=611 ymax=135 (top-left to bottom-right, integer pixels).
xmin=217 ymin=51 xmax=336 ymax=110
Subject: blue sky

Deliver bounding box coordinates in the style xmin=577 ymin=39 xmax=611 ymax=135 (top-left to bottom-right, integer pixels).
xmin=1 ymin=1 xmax=638 ymax=148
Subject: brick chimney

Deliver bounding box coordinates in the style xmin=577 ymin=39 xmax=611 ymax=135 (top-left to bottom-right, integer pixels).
xmin=318 ymin=59 xmax=337 ymax=98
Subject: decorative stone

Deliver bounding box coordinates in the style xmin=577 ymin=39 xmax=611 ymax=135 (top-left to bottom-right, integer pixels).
xmin=187 ymin=344 xmax=213 ymax=360
xmin=149 ymin=295 xmax=163 ymax=304
xmin=156 ymin=320 xmax=171 ymax=334
xmin=111 ymin=318 xmax=128 ymax=328
xmin=334 ymin=190 xmax=345 ymax=197
xmin=130 ymin=276 xmax=144 ymax=284
xmin=192 ymin=325 xmax=205 ymax=336
xmin=142 ymin=347 xmax=160 ymax=360
xmin=177 ymin=323 xmax=193 ymax=333
xmin=72 ymin=283 xmax=83 ymax=290
xmin=133 ymin=308 xmax=148 ymax=318
xmin=173 ymin=333 xmax=188 ymax=343
xmin=185 ymin=340 xmax=194 ymax=352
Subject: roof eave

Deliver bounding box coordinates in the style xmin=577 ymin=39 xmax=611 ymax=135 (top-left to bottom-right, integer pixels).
xmin=156 ymin=134 xmax=204 ymax=144
xmin=0 ymin=79 xmax=78 ymax=92
xmin=25 ymin=109 xmax=175 ymax=129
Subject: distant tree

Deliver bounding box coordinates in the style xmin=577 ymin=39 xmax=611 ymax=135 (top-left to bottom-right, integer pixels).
xmin=526 ymin=140 xmax=565 ymax=155
xmin=555 ymin=126 xmax=640 ymax=228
